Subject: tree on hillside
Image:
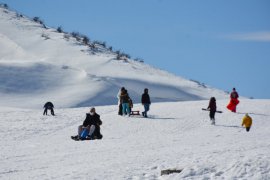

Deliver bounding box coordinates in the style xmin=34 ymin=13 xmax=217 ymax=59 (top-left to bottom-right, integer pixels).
xmin=33 ymin=17 xmax=46 ymax=28
xmin=82 ymin=36 xmax=90 ymax=45
xmin=57 ymin=26 xmax=63 ymax=33
xmin=0 ymin=3 xmax=9 ymax=9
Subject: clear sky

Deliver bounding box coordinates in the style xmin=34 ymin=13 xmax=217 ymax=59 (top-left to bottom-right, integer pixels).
xmin=2 ymin=0 xmax=270 ymax=99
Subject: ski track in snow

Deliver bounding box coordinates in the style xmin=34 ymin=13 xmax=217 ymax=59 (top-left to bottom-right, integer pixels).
xmin=1 ymin=100 xmax=270 ymax=179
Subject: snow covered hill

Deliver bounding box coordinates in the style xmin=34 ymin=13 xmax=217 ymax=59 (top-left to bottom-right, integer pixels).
xmin=0 ymin=6 xmax=228 ymax=109
xmin=1 ymin=99 xmax=270 ymax=179
xmin=1 ymin=5 xmax=269 ymax=180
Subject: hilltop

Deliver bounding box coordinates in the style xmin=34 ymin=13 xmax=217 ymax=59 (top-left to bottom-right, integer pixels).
xmin=0 ymin=6 xmax=227 ymax=109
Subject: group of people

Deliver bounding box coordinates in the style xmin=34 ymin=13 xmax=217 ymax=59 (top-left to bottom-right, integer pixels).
xmin=42 ymin=102 xmax=103 ymax=141
xmin=44 ymin=87 xmax=152 ymax=141
xmin=43 ymin=87 xmax=252 ymax=142
xmin=117 ymin=87 xmax=151 ymax=118
xmin=207 ymin=87 xmax=252 ymax=132
xmin=70 ymin=87 xmax=151 ymax=140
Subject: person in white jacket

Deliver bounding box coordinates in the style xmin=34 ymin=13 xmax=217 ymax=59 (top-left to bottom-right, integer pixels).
xmin=117 ymin=87 xmax=125 ymax=115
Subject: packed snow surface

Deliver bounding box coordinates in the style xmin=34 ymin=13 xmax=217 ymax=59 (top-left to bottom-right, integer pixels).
xmin=1 ymin=99 xmax=270 ymax=179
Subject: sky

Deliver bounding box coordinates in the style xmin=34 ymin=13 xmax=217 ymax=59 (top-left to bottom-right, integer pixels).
xmin=1 ymin=0 xmax=270 ymax=99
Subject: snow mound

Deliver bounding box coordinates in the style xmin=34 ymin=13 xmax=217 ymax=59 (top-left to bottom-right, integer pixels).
xmin=0 ymin=6 xmax=229 ymax=108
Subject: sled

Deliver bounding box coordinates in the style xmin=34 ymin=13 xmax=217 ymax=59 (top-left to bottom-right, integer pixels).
xmin=202 ymin=108 xmax=223 ymax=113
xmin=71 ymin=135 xmax=103 ymax=141
xmin=130 ymin=110 xmax=140 ymax=115
xmin=227 ymin=98 xmax=240 ymax=111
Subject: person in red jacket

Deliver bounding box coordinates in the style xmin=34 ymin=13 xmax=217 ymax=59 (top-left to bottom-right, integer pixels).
xmin=227 ymin=88 xmax=239 ymax=113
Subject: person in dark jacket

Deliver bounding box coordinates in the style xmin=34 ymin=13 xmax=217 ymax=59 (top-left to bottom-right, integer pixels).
xmin=141 ymin=88 xmax=151 ymax=118
xmin=207 ymin=97 xmax=216 ymax=125
xmin=120 ymin=89 xmax=131 ymax=116
xmin=117 ymin=87 xmax=125 ymax=115
xmin=43 ymin=101 xmax=55 ymax=116
xmin=230 ymin=88 xmax=239 ymax=99
xmin=71 ymin=107 xmax=103 ymax=140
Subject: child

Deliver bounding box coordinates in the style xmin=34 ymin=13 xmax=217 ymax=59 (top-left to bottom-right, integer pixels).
xmin=242 ymin=113 xmax=252 ymax=132
xmin=141 ymin=88 xmax=151 ymax=118
xmin=207 ymin=97 xmax=216 ymax=125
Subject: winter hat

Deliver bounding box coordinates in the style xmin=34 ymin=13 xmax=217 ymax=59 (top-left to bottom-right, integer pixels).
xmin=144 ymin=88 xmax=148 ymax=93
xmin=90 ymin=107 xmax=95 ymax=113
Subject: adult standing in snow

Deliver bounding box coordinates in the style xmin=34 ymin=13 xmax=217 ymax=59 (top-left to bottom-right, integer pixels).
xmin=120 ymin=89 xmax=131 ymax=116
xmin=242 ymin=113 xmax=252 ymax=132
xmin=207 ymin=97 xmax=216 ymax=125
xmin=227 ymin=88 xmax=239 ymax=113
xmin=43 ymin=101 xmax=55 ymax=116
xmin=141 ymin=88 xmax=151 ymax=118
xmin=117 ymin=87 xmax=125 ymax=115
xmin=71 ymin=107 xmax=103 ymax=140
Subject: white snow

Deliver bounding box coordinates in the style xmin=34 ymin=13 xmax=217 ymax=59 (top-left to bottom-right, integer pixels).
xmin=1 ymin=6 xmax=270 ymax=180
xmin=1 ymin=99 xmax=270 ymax=179
xmin=0 ymin=6 xmax=228 ymax=109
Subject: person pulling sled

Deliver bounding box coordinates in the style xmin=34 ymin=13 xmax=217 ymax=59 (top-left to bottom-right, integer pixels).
xmin=227 ymin=88 xmax=239 ymax=113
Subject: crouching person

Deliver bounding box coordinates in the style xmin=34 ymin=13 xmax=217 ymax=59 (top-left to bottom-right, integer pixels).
xmin=43 ymin=101 xmax=55 ymax=116
xmin=71 ymin=107 xmax=103 ymax=141
xmin=242 ymin=113 xmax=252 ymax=132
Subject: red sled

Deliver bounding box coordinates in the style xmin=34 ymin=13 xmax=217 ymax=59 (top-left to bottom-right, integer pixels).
xmin=227 ymin=98 xmax=239 ymax=111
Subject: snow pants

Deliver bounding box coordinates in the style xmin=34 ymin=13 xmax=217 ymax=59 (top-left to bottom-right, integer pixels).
xmin=143 ymin=104 xmax=150 ymax=117
xmin=209 ymin=110 xmax=215 ymax=120
xmin=122 ymin=103 xmax=130 ymax=115
xmin=43 ymin=108 xmax=54 ymax=115
xmin=118 ymin=103 xmax=123 ymax=115
xmin=78 ymin=125 xmax=96 ymax=138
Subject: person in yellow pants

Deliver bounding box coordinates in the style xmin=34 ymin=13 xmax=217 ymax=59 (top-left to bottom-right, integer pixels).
xmin=242 ymin=113 xmax=252 ymax=132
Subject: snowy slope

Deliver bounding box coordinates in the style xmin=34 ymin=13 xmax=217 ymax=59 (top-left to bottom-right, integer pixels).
xmin=1 ymin=99 xmax=270 ymax=179
xmin=0 ymin=6 xmax=228 ymax=109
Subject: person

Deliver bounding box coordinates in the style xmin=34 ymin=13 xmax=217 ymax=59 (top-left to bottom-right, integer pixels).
xmin=242 ymin=113 xmax=252 ymax=132
xmin=120 ymin=89 xmax=131 ymax=116
xmin=117 ymin=87 xmax=125 ymax=115
xmin=129 ymin=98 xmax=133 ymax=113
xmin=71 ymin=107 xmax=103 ymax=140
xmin=43 ymin=101 xmax=55 ymax=116
xmin=230 ymin=87 xmax=239 ymax=99
xmin=207 ymin=97 xmax=216 ymax=125
xmin=227 ymin=88 xmax=240 ymax=113
xmin=141 ymin=88 xmax=151 ymax=118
